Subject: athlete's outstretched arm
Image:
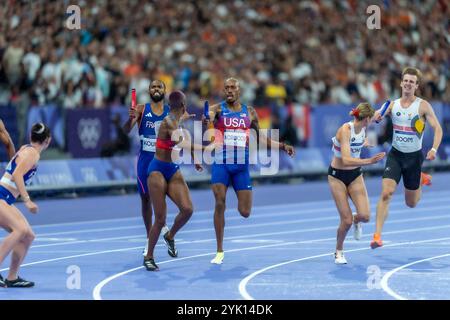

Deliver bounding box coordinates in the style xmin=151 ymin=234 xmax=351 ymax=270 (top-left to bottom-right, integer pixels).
xmin=373 ymin=100 xmax=393 ymax=122
xmin=338 ymin=125 xmax=385 ymax=167
xmin=173 ymin=127 xmax=208 ymax=153
xmin=248 ymin=106 xmax=295 ymax=156
xmin=123 ymin=104 xmax=145 ymax=134
xmin=421 ymin=101 xmax=442 ymax=160
xmin=202 ymin=103 xmax=222 ymax=143
xmin=0 ymin=120 xmax=15 ymax=159
xmin=164 ymin=120 xmax=203 ymax=171
xmin=184 ymin=129 xmax=203 ymax=172
xmin=203 ymin=103 xmax=221 ymax=124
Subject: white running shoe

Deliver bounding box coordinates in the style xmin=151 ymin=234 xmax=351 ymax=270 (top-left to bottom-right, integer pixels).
xmin=353 ymin=212 xmax=362 ymax=241
xmin=162 ymin=225 xmax=170 ymax=236
xmin=210 ymin=252 xmax=224 ymax=264
xmin=334 ymin=250 xmax=347 ymax=264
xmin=142 ymin=238 xmax=149 ymax=257
xmin=143 ymin=226 xmax=170 ymax=256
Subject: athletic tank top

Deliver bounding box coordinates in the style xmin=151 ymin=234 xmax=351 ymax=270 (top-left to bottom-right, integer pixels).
xmin=214 ymin=102 xmax=251 ymax=164
xmin=391 ymin=97 xmax=424 ymax=153
xmin=332 ymin=122 xmax=365 ymax=159
xmin=156 ymin=138 xmax=176 ymax=151
xmin=138 ymin=103 xmax=169 ymax=153
xmin=0 ymin=145 xmax=38 ymax=189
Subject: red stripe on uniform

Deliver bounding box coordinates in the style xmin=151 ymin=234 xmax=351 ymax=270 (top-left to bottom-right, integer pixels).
xmin=393 ymin=124 xmax=414 ymax=132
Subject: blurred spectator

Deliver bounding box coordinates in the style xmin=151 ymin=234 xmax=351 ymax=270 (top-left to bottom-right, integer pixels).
xmin=0 ymin=0 xmax=447 ymax=110
xmin=281 ymin=115 xmax=300 ymax=147
xmin=61 ymin=80 xmax=82 ymax=109
xmin=0 ymin=0 xmax=447 ymax=149
xmin=100 ymin=113 xmax=130 ymax=157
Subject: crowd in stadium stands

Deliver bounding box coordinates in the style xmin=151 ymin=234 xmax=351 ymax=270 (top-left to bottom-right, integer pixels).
xmin=0 ymin=0 xmax=448 ymax=112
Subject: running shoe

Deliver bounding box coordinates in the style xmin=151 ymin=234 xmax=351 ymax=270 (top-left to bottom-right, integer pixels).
xmin=162 ymin=225 xmax=170 ymax=235
xmin=0 ymin=274 xmax=5 ymax=288
xmin=370 ymin=233 xmax=383 ymax=249
xmin=163 ymin=232 xmax=178 ymax=257
xmin=334 ymin=251 xmax=347 ymax=264
xmin=210 ymin=252 xmax=224 ymax=264
xmin=143 ymin=258 xmax=159 ymax=271
xmin=421 ymin=172 xmax=432 ymax=186
xmin=4 ymin=276 xmax=34 ymax=288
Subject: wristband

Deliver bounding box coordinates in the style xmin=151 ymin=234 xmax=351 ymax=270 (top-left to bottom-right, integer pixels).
xmin=431 ymin=148 xmax=437 ymax=153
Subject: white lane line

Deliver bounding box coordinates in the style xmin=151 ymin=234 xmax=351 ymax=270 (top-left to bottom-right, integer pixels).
xmin=27 ymin=199 xmax=450 ymax=238
xmin=92 ymin=241 xmax=299 ymax=300
xmin=27 ymin=212 xmax=450 ymax=249
xmin=27 ymin=189 xmax=450 ymax=230
xmin=238 ymin=237 xmax=450 ymax=300
xmin=92 ymin=225 xmax=450 ymax=300
xmin=28 ymin=199 xmax=336 ymax=230
xmin=0 ymin=246 xmax=143 ymax=272
xmin=380 ymin=253 xmax=450 ymax=300
xmin=1 ymin=222 xmax=448 ymax=298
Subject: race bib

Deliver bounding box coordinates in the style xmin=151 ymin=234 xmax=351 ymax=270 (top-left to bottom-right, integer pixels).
xmin=224 ymin=130 xmax=247 ymax=147
xmin=142 ymin=137 xmax=156 ymax=152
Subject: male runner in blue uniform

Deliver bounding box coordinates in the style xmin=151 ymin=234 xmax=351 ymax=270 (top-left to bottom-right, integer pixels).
xmin=204 ymin=78 xmax=295 ymax=264
xmin=123 ymin=80 xmax=170 ymax=255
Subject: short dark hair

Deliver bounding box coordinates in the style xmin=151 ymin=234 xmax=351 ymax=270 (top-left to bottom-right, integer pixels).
xmin=168 ymin=90 xmax=186 ymax=110
xmin=151 ymin=80 xmax=166 ymax=90
xmin=31 ymin=123 xmax=51 ymax=144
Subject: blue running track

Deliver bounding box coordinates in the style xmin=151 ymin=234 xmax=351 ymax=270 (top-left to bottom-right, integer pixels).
xmin=1 ymin=172 xmax=450 ymax=300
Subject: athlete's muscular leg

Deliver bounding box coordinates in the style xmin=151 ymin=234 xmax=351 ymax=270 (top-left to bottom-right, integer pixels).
xmin=236 ymin=190 xmax=252 ymax=218
xmin=145 ymin=172 xmax=167 ymax=259
xmin=405 ymin=188 xmax=421 ymax=208
xmin=140 ymin=193 xmax=153 ymax=237
xmin=166 ymin=171 xmax=194 ymax=239
xmin=212 ymin=184 xmax=227 ymax=253
xmin=328 ymin=176 xmax=353 ymax=251
xmin=348 ymin=175 xmax=370 ymax=223
xmin=375 ymin=178 xmax=398 ymax=235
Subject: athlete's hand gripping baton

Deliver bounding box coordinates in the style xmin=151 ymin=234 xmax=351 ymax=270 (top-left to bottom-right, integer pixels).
xmin=375 ymin=100 xmax=390 ymax=123
xmin=204 ymin=100 xmax=210 ymax=120
xmin=130 ymin=88 xmax=137 ymax=119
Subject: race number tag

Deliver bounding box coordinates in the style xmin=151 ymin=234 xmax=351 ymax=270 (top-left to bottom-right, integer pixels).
xmin=224 ymin=130 xmax=247 ymax=147
xmin=142 ymin=137 xmax=156 ymax=152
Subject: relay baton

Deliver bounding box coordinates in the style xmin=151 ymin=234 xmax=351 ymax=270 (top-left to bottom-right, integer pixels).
xmin=375 ymin=100 xmax=390 ymax=123
xmin=204 ymin=100 xmax=210 ymax=119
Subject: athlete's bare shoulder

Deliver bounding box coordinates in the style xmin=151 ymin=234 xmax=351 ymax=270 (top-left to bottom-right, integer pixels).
xmin=419 ymin=98 xmax=432 ymax=108
xmin=18 ymin=145 xmax=39 ymax=162
xmin=417 ymin=98 xmax=432 ymax=114
xmin=157 ymin=117 xmax=172 ymax=138
xmin=136 ymin=103 xmax=145 ymax=112
xmin=247 ymin=105 xmax=257 ymax=116
xmin=336 ymin=122 xmax=351 ymax=140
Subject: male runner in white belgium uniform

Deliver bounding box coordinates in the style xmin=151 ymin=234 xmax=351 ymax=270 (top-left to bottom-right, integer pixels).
xmin=371 ymin=67 xmax=442 ymax=249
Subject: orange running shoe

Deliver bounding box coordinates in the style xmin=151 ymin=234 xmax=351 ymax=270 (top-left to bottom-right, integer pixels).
xmin=370 ymin=233 xmax=383 ymax=249
xmin=421 ymin=172 xmax=432 ymax=186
